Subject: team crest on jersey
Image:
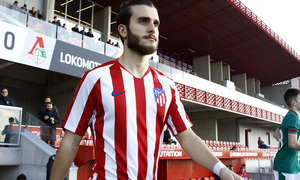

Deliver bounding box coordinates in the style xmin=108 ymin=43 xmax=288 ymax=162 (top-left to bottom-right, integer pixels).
xmin=153 ymin=88 xmax=167 ymax=107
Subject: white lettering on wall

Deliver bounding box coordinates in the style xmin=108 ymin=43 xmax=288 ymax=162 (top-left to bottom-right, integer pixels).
xmin=60 ymin=52 xmax=101 ymax=70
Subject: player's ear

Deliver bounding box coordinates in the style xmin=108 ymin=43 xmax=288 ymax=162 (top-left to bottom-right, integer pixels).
xmin=118 ymin=24 xmax=127 ymax=40
xmin=291 ymin=99 xmax=296 ymax=106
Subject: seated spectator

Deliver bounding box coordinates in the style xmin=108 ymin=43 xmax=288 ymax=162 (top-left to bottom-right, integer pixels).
xmin=12 ymin=1 xmax=20 ymax=12
xmin=29 ymin=7 xmax=36 ymax=17
xmin=163 ymin=127 xmax=177 ymax=145
xmin=71 ymin=24 xmax=80 ymax=33
xmin=258 ymin=137 xmax=269 ymax=149
xmin=52 ymin=16 xmax=61 ymax=26
xmin=86 ymin=28 xmax=94 ymax=38
xmin=37 ymin=10 xmax=44 ymax=20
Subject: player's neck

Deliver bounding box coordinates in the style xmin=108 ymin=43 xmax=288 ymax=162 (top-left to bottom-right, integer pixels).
xmin=289 ymin=107 xmax=299 ymax=116
xmin=118 ymin=48 xmax=150 ymax=78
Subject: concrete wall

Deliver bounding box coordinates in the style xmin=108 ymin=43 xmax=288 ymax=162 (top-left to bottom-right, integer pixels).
xmin=261 ymin=83 xmax=291 ymax=108
xmin=0 ymin=130 xmax=56 ymax=180
xmin=211 ymin=61 xmax=223 ymax=85
xmin=218 ymin=118 xmax=238 ymax=142
xmin=193 ymin=55 xmax=211 ymax=81
xmin=188 ymin=113 xmax=217 ymax=140
xmin=238 ymin=122 xmax=278 ymax=149
xmin=232 ymin=73 xmax=247 ymax=94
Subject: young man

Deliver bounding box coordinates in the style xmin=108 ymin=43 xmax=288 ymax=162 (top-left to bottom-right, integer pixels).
xmin=273 ymin=88 xmax=300 ymax=180
xmin=50 ymin=1 xmax=242 ymax=179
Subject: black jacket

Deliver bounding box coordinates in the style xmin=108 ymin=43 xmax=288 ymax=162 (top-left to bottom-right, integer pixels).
xmin=0 ymin=96 xmax=15 ymax=106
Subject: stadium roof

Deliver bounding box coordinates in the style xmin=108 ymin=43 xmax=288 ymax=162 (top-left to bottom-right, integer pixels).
xmin=92 ymin=0 xmax=300 ymax=86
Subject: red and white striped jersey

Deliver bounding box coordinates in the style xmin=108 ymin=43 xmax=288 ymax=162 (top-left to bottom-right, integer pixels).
xmin=62 ymin=59 xmax=192 ymax=180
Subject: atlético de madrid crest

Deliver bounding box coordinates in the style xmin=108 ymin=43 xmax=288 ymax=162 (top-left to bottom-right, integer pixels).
xmin=153 ymin=88 xmax=167 ymax=107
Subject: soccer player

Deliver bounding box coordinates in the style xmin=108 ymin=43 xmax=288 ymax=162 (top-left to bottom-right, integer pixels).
xmin=273 ymin=88 xmax=300 ymax=180
xmin=50 ymin=0 xmax=242 ymax=179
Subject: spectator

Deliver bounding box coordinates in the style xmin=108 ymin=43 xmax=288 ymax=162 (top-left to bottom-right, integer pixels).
xmin=163 ymin=127 xmax=177 ymax=145
xmin=0 ymin=88 xmax=15 ymax=106
xmin=71 ymin=24 xmax=79 ymax=33
xmin=38 ymin=96 xmax=59 ymax=120
xmin=114 ymin=41 xmax=120 ymax=48
xmin=79 ymin=26 xmax=86 ymax=35
xmin=62 ymin=23 xmax=66 ymax=29
xmin=12 ymin=1 xmax=20 ymax=12
xmin=37 ymin=10 xmax=44 ymax=20
xmin=29 ymin=7 xmax=36 ymax=17
xmin=20 ymin=4 xmax=27 ymax=14
xmin=229 ymin=165 xmax=234 ymax=171
xmin=258 ymin=137 xmax=269 ymax=149
xmin=16 ymin=174 xmax=26 ymax=180
xmin=1 ymin=117 xmax=16 ymax=143
xmin=40 ymin=102 xmax=60 ymax=148
xmin=237 ymin=166 xmax=249 ymax=179
xmin=230 ymin=145 xmax=238 ymax=150
xmin=86 ymin=28 xmax=94 ymax=38
xmin=52 ymin=16 xmax=61 ymax=26
xmin=106 ymin=39 xmax=112 ymax=45
xmin=98 ymin=37 xmax=102 ymax=41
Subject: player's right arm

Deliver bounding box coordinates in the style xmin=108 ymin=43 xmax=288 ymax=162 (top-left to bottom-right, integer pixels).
xmin=50 ymin=130 xmax=82 ymax=180
xmin=273 ymin=128 xmax=280 ymax=141
xmin=288 ymin=133 xmax=300 ymax=150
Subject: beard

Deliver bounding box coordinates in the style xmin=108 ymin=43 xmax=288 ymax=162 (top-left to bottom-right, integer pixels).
xmin=127 ymin=28 xmax=158 ymax=55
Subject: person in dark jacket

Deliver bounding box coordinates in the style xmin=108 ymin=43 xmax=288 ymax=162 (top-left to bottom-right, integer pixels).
xmin=0 ymin=88 xmax=15 ymax=106
xmin=163 ymin=127 xmax=177 ymax=144
xmin=40 ymin=101 xmax=60 ymax=147
xmin=38 ymin=96 xmax=59 ymax=121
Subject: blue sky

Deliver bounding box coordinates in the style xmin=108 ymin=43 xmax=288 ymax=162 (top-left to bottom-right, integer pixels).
xmin=240 ymin=0 xmax=300 ymax=54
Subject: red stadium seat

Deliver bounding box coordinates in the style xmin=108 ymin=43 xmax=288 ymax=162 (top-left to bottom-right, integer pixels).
xmin=205 ymin=140 xmax=210 ymax=147
xmin=60 ymin=130 xmax=65 ymax=138
xmin=54 ymin=138 xmax=62 ymax=148
xmin=209 ymin=140 xmax=213 ymax=147
xmin=220 ymin=141 xmax=224 ymax=147
xmin=213 ymin=141 xmax=217 ymax=147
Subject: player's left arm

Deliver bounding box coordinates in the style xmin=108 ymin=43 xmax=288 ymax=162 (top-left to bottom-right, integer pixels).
xmin=175 ymin=128 xmax=243 ymax=180
xmin=288 ymin=132 xmax=300 ymax=150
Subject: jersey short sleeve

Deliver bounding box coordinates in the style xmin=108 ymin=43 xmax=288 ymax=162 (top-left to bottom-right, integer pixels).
xmin=165 ymin=81 xmax=193 ymax=136
xmin=62 ymin=62 xmax=113 ymax=136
